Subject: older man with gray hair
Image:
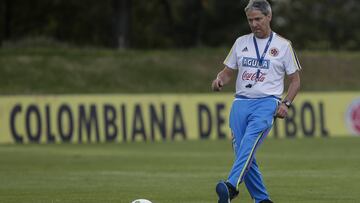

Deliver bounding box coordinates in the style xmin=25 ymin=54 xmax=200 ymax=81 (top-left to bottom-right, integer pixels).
xmin=212 ymin=0 xmax=301 ymax=202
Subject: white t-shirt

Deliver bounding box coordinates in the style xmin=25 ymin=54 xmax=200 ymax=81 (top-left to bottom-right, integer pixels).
xmin=224 ymin=32 xmax=301 ymax=98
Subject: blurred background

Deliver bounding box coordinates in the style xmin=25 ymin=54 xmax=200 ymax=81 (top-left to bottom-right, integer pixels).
xmin=0 ymin=0 xmax=359 ymax=95
xmin=1 ymin=0 xmax=360 ymax=50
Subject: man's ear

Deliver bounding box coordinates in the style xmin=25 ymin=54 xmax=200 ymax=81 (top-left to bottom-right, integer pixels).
xmin=267 ymin=13 xmax=272 ymax=22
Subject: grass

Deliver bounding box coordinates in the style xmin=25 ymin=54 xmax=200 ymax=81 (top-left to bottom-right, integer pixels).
xmin=1 ymin=137 xmax=360 ymax=203
xmin=0 ymin=47 xmax=359 ymax=94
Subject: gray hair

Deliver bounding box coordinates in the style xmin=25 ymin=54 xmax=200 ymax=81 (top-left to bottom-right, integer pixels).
xmin=245 ymin=0 xmax=272 ymax=16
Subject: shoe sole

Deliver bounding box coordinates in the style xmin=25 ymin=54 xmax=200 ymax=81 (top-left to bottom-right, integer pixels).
xmin=216 ymin=182 xmax=230 ymax=203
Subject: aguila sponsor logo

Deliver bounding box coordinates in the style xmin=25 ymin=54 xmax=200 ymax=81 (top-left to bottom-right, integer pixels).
xmin=346 ymin=98 xmax=360 ymax=135
xmin=242 ymin=71 xmax=266 ymax=82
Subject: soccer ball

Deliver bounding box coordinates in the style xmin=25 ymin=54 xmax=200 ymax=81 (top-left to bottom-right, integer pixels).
xmin=131 ymin=199 xmax=152 ymax=203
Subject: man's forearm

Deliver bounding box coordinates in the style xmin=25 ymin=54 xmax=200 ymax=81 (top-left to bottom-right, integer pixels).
xmin=284 ymin=72 xmax=301 ymax=102
xmin=216 ymin=67 xmax=234 ymax=85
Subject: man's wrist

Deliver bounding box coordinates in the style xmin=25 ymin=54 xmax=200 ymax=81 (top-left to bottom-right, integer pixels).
xmin=282 ymin=100 xmax=292 ymax=108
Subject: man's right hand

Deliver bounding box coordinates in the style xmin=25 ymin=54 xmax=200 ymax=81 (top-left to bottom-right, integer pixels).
xmin=212 ymin=78 xmax=223 ymax=91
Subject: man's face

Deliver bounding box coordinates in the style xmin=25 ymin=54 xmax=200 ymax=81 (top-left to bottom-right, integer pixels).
xmin=246 ymin=9 xmax=272 ymax=38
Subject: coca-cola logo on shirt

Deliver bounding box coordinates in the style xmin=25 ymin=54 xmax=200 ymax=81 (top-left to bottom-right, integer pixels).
xmin=242 ymin=71 xmax=267 ymax=82
xmin=346 ymin=98 xmax=360 ymax=135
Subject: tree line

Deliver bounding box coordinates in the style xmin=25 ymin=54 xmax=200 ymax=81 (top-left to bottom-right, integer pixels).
xmin=1 ymin=0 xmax=359 ymax=50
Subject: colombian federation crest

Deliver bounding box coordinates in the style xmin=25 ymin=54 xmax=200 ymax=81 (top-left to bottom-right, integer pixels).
xmin=269 ymin=47 xmax=279 ymax=57
xmin=346 ymin=98 xmax=360 ymax=135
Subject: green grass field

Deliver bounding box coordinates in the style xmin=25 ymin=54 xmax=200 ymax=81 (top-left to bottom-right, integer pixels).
xmin=0 ymin=48 xmax=359 ymax=94
xmin=1 ymin=137 xmax=360 ymax=203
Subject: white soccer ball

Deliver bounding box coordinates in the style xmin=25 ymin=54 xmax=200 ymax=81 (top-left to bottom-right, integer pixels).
xmin=131 ymin=199 xmax=152 ymax=203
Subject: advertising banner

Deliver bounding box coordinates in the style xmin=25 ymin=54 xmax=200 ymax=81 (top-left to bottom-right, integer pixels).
xmin=0 ymin=92 xmax=359 ymax=143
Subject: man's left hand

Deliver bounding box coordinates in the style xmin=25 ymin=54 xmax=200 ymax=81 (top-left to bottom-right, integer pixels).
xmin=276 ymin=103 xmax=288 ymax=119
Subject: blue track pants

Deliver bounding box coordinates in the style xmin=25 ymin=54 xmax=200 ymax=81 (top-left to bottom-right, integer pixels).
xmin=227 ymin=96 xmax=278 ymax=203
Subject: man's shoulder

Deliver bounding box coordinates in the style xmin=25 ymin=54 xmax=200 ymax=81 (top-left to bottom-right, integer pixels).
xmin=274 ymin=33 xmax=293 ymax=46
xmin=234 ymin=33 xmax=252 ymax=44
xmin=237 ymin=33 xmax=252 ymax=40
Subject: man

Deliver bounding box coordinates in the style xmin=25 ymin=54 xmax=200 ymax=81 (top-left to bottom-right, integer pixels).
xmin=211 ymin=0 xmax=301 ymax=203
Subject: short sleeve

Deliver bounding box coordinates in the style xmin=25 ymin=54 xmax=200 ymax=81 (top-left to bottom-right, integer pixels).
xmin=283 ymin=43 xmax=301 ymax=75
xmin=223 ymin=42 xmax=238 ymax=69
